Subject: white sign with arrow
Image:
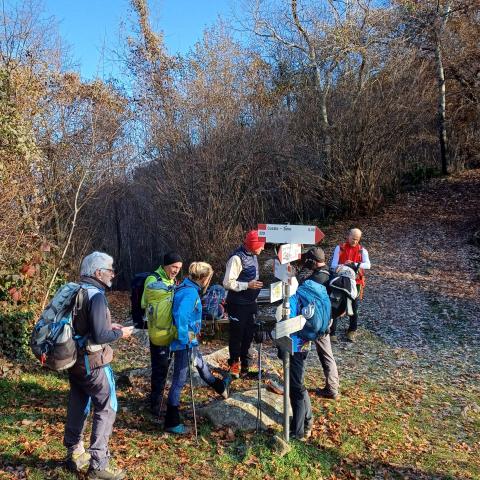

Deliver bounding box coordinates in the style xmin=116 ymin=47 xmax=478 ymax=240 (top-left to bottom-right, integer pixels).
xmin=278 ymin=243 xmax=302 ymax=264
xmin=271 ymin=315 xmax=306 ymax=340
xmin=258 ymin=224 xmax=324 ymax=245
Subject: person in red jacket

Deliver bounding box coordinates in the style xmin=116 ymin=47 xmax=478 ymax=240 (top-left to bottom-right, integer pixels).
xmin=330 ymin=228 xmax=371 ymax=342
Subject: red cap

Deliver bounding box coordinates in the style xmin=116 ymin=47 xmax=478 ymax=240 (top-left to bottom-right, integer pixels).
xmin=244 ymin=230 xmax=266 ymax=252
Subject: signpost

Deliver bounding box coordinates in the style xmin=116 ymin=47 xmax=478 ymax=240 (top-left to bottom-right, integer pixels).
xmin=260 ymin=223 xmax=324 ymax=443
xmin=273 ymin=260 xmax=293 ymax=282
xmin=270 ymin=281 xmax=283 ymax=303
xmin=258 ymin=223 xmax=325 ymax=245
xmin=277 ymin=243 xmax=302 ymax=264
xmin=271 ymin=314 xmax=306 ymax=341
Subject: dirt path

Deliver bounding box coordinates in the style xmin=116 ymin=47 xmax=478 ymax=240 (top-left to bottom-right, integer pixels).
xmin=317 ymin=168 xmax=480 ymax=387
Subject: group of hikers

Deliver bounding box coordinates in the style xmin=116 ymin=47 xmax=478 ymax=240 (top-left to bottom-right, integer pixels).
xmin=61 ymin=228 xmax=370 ymax=480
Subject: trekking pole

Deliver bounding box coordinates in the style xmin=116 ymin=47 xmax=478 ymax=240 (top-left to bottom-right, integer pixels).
xmin=187 ymin=346 xmax=199 ymax=445
xmin=159 ymin=353 xmax=174 ymax=416
xmin=255 ymin=339 xmax=263 ymax=433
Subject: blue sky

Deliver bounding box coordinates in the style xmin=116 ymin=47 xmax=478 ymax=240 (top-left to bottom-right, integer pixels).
xmin=42 ymin=0 xmax=233 ymax=81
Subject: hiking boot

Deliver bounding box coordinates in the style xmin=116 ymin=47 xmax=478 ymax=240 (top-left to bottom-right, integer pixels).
xmin=346 ymin=331 xmax=357 ymax=343
xmin=213 ymin=376 xmax=231 ymax=399
xmin=87 ymin=464 xmax=125 ymax=480
xmin=240 ymin=367 xmax=254 ymax=379
xmin=66 ymin=451 xmax=91 ymax=472
xmin=221 ymin=375 xmax=232 ymax=399
xmin=330 ymin=335 xmax=338 ymax=343
xmin=165 ymin=423 xmax=190 ymax=435
xmin=290 ymin=433 xmax=308 ymax=442
xmin=316 ymin=387 xmax=338 ymax=400
xmin=229 ymin=361 xmax=240 ymax=379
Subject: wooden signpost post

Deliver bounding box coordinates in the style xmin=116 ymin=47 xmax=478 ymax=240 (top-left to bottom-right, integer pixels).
xmin=258 ymin=224 xmax=324 ymax=442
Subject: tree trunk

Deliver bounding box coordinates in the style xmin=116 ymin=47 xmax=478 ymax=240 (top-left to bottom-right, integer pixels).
xmin=434 ymin=0 xmax=451 ymax=175
xmin=435 ymin=33 xmax=448 ymax=175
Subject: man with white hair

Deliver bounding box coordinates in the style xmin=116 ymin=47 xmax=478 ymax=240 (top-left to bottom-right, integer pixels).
xmin=330 ymin=228 xmax=371 ymax=342
xmin=64 ymin=251 xmax=133 ymax=480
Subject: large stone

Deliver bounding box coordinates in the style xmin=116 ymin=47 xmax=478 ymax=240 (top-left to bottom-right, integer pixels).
xmin=198 ymin=388 xmax=291 ymax=431
xmin=202 ymin=346 xmax=229 ymax=369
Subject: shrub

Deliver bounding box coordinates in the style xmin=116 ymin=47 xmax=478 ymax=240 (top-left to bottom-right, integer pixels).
xmin=0 ymin=310 xmax=33 ymax=360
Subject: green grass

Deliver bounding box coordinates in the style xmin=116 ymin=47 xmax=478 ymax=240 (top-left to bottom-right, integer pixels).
xmin=1 ymin=353 xmax=479 ymax=480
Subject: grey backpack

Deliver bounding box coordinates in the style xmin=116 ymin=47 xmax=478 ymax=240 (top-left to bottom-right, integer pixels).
xmin=30 ymin=283 xmax=86 ymax=371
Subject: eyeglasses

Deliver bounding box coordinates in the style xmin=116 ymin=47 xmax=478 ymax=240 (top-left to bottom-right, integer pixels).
xmin=100 ymin=268 xmax=115 ymax=274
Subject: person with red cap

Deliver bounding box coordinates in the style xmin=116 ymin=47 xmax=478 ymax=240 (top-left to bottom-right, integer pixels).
xmin=223 ymin=230 xmax=265 ymax=378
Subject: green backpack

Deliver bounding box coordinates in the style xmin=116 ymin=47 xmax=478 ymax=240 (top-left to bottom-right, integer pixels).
xmin=144 ymin=280 xmax=177 ymax=346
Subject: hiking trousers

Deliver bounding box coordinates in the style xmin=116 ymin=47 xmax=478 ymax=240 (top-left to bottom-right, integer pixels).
xmin=289 ymin=351 xmax=313 ymax=439
xmin=226 ymin=302 xmax=257 ymax=368
xmin=150 ymin=343 xmax=171 ymax=412
xmin=167 ymin=347 xmax=217 ymax=407
xmin=315 ymin=334 xmax=339 ymax=396
xmin=64 ymin=364 xmax=117 ymax=471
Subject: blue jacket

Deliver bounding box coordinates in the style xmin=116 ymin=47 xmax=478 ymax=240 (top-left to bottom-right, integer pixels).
xmin=170 ymin=278 xmax=202 ymax=352
xmin=288 ymin=292 xmax=311 ymax=354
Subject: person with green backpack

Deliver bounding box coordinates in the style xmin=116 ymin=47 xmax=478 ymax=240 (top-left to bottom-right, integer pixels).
xmin=142 ymin=252 xmax=183 ymax=417
xmin=164 ymin=262 xmax=231 ymax=434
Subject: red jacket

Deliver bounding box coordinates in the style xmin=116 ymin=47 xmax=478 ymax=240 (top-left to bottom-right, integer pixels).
xmin=339 ymin=242 xmax=365 ymax=287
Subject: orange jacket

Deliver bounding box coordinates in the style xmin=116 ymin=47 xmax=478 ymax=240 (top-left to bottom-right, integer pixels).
xmin=339 ymin=242 xmax=365 ymax=287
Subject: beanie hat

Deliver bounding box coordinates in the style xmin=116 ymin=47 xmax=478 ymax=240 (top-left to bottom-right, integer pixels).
xmin=304 ymin=247 xmax=325 ymax=263
xmin=163 ymin=251 xmax=183 ymax=266
xmin=244 ymin=230 xmax=266 ymax=252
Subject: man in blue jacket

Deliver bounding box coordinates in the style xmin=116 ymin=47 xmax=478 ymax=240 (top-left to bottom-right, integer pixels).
xmin=283 ymin=294 xmax=314 ymax=441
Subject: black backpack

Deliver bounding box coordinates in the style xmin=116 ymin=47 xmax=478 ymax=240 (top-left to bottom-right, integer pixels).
xmin=328 ymin=267 xmax=358 ymax=318
xmin=130 ymin=272 xmax=161 ymax=329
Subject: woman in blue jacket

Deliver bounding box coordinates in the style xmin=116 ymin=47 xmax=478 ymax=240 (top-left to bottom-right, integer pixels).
xmin=164 ymin=262 xmax=231 ymax=434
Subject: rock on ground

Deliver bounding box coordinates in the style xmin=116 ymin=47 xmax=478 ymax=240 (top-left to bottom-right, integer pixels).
xmin=199 ymin=388 xmax=291 ymax=431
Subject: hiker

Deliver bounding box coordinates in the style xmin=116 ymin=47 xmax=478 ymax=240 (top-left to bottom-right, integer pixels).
xmin=141 ymin=251 xmax=183 ymax=417
xmin=64 ymin=251 xmax=133 ymax=480
xmin=164 ymin=262 xmax=231 ymax=434
xmin=330 ymin=228 xmax=371 ymax=342
xmin=223 ymin=230 xmax=265 ymax=378
xmin=298 ymin=247 xmax=339 ymax=400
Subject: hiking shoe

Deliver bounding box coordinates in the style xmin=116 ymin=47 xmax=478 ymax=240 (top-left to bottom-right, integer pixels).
xmin=229 ymin=362 xmax=240 ymax=379
xmin=316 ymin=387 xmax=338 ymax=400
xmin=346 ymin=331 xmax=357 ymax=343
xmin=165 ymin=423 xmax=190 ymax=435
xmin=330 ymin=335 xmax=338 ymax=343
xmin=290 ymin=433 xmax=308 ymax=442
xmin=240 ymin=368 xmax=255 ymax=379
xmin=66 ymin=451 xmax=91 ymax=472
xmin=221 ymin=375 xmax=232 ymax=399
xmin=87 ymin=464 xmax=125 ymax=480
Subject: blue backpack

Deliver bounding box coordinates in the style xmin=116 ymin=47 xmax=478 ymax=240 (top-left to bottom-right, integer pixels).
xmin=296 ymin=279 xmax=331 ymax=340
xmin=201 ymin=284 xmax=227 ymax=320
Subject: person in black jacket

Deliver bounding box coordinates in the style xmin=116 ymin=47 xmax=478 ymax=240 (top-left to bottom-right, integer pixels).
xmin=223 ymin=230 xmax=265 ymax=378
xmin=298 ymin=247 xmax=339 ymax=399
xmin=64 ymin=251 xmax=133 ymax=480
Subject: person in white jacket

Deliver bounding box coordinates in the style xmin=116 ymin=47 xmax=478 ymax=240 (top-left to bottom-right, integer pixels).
xmin=330 ymin=228 xmax=371 ymax=342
